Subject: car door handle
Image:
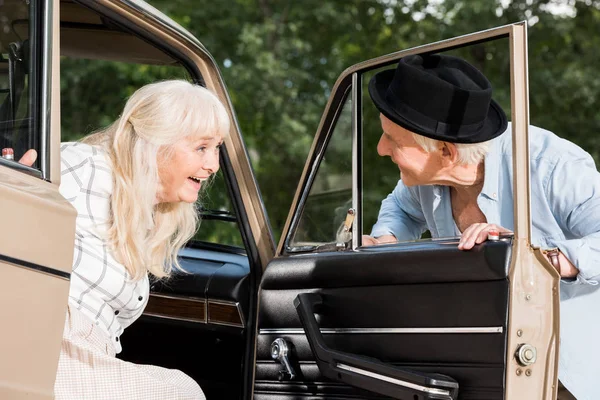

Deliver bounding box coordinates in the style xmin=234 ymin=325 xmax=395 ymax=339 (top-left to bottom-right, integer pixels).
xmin=294 ymin=293 xmax=459 ymax=400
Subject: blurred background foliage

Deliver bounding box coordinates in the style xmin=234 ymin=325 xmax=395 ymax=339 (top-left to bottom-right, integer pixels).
xmin=60 ymin=0 xmax=600 ymax=244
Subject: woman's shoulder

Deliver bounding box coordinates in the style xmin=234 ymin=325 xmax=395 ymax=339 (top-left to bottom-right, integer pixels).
xmin=61 ymin=142 xmax=110 ymax=170
xmin=59 ymin=142 xmax=113 ymax=200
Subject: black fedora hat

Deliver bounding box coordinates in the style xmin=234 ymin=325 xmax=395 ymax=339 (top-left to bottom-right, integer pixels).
xmin=368 ymin=54 xmax=507 ymax=144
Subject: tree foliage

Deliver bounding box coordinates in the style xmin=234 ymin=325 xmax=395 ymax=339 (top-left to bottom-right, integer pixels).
xmin=61 ymin=0 xmax=600 ymax=243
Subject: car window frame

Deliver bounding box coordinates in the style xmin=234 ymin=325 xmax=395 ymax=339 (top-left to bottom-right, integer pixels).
xmin=281 ymin=23 xmax=534 ymax=253
xmin=0 ymin=0 xmax=50 ymax=180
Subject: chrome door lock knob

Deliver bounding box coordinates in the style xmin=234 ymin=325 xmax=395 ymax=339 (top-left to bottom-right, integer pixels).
xmin=516 ymin=344 xmax=537 ymax=366
xmin=271 ymin=338 xmax=295 ymax=381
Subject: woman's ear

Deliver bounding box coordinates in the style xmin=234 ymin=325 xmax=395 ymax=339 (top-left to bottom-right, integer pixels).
xmin=440 ymin=142 xmax=459 ymax=166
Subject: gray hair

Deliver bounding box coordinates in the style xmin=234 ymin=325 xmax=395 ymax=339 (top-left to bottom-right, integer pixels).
xmin=411 ymin=132 xmax=490 ymax=165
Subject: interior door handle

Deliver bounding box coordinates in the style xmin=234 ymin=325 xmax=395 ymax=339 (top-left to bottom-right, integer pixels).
xmin=294 ymin=293 xmax=459 ymax=400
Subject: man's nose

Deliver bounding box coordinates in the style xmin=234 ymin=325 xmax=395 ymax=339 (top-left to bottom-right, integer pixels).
xmin=377 ymin=134 xmax=390 ymax=156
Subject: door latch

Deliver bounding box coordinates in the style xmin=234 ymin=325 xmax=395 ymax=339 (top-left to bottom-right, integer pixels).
xmin=271 ymin=338 xmax=296 ymax=381
xmin=336 ymin=208 xmax=356 ymax=246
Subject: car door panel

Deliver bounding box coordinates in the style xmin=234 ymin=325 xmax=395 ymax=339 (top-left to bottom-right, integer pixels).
xmin=144 ymin=247 xmax=250 ymax=328
xmin=255 ymin=239 xmax=510 ymax=399
xmin=119 ymin=246 xmax=251 ymax=399
xmin=0 ymin=0 xmax=77 ymax=398
xmin=251 ymin=23 xmax=559 ymax=400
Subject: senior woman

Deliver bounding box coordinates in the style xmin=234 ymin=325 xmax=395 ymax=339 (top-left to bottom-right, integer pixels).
xmin=363 ymin=54 xmax=599 ymax=400
xmin=49 ymin=80 xmax=229 ymax=399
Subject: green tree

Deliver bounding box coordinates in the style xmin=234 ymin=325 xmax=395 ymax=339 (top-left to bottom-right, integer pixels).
xmin=63 ymin=0 xmax=600 ymax=243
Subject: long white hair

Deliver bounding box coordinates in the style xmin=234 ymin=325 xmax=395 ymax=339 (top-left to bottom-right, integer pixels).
xmin=82 ymin=80 xmax=230 ymax=280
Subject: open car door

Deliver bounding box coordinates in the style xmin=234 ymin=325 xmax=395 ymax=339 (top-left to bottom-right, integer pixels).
xmin=251 ymin=23 xmax=560 ymax=400
xmin=0 ymin=1 xmax=75 ymax=399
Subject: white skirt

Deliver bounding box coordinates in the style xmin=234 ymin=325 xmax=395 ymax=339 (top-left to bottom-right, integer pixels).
xmin=54 ymin=305 xmax=205 ymax=400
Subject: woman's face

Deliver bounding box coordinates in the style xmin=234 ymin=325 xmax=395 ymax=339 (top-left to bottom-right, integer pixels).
xmin=156 ymin=134 xmax=222 ymax=204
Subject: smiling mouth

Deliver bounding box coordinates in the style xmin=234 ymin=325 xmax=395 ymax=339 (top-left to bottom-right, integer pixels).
xmin=187 ymin=176 xmax=208 ymax=189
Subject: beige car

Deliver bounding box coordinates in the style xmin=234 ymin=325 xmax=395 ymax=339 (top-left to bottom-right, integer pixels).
xmin=0 ymin=1 xmax=560 ymax=399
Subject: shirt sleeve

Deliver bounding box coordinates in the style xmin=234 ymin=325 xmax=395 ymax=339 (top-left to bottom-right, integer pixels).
xmin=545 ymin=153 xmax=600 ymax=289
xmin=370 ymin=179 xmax=427 ymax=241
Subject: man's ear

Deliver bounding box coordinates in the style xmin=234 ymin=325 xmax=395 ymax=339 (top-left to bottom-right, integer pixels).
xmin=440 ymin=142 xmax=459 ymax=165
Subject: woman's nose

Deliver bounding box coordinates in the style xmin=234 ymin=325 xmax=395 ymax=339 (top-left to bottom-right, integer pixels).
xmin=204 ymin=149 xmax=220 ymax=174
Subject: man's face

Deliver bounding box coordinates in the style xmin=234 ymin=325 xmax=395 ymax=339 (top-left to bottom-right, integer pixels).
xmin=376 ymin=114 xmax=444 ymax=186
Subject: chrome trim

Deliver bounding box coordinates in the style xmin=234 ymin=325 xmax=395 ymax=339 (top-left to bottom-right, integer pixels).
xmin=149 ymin=292 xmax=205 ymax=302
xmin=207 ymin=299 xmax=245 ymax=328
xmin=260 ymin=327 xmax=503 ymax=335
xmin=337 ymin=363 xmax=451 ymax=397
xmin=143 ymin=312 xmax=206 ymax=325
xmin=0 ymin=252 xmax=70 ymax=280
xmin=0 ymin=158 xmax=43 ymax=178
xmin=351 ymin=72 xmax=360 ymax=250
xmin=40 ymin=0 xmax=53 ymax=179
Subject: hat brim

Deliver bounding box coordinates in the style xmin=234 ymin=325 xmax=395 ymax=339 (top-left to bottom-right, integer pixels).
xmin=368 ymin=69 xmax=508 ymax=144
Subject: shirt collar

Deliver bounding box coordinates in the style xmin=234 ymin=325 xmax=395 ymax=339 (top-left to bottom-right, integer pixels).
xmin=480 ymin=137 xmax=502 ymax=201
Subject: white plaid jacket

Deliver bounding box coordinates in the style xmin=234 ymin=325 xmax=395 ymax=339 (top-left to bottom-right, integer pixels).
xmin=59 ymin=142 xmax=149 ymax=353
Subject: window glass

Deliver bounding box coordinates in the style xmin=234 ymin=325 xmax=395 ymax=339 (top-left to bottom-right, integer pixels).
xmin=0 ymin=1 xmax=40 ymax=168
xmin=361 ymin=39 xmax=511 ymax=244
xmin=192 ymin=169 xmax=244 ymax=248
xmin=288 ymin=93 xmax=353 ymax=249
xmin=60 ymin=57 xmax=243 ymax=248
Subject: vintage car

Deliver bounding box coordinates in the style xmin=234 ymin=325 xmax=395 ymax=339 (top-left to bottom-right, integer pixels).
xmin=0 ymin=0 xmax=560 ymax=399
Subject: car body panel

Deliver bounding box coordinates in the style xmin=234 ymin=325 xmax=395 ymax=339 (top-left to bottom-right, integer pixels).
xmin=0 ymin=1 xmax=76 ymax=399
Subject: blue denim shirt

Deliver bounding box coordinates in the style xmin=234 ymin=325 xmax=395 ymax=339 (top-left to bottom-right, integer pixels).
xmin=371 ymin=124 xmax=600 ymax=399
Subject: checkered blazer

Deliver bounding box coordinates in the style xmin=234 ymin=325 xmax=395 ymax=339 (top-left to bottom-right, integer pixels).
xmin=59 ymin=142 xmax=149 ymax=353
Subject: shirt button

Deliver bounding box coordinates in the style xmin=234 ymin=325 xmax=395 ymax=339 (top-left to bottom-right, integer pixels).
xmin=115 ymin=337 xmax=119 ymax=342
xmin=138 ymin=296 xmax=143 ymax=301
xmin=114 ymin=310 xmax=119 ymax=315
xmin=492 ymin=192 xmax=497 ymax=199
xmin=95 ymin=321 xmax=99 ymax=326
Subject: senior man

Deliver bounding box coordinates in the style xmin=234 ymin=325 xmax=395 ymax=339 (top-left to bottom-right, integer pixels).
xmin=363 ymin=54 xmax=599 ymax=400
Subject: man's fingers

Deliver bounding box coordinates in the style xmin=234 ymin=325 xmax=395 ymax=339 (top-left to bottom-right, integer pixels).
xmin=18 ymin=149 xmax=37 ymax=167
xmin=362 ymin=235 xmax=377 ymax=246
xmin=458 ymin=223 xmax=486 ymax=249
xmin=459 ymin=223 xmax=505 ymax=250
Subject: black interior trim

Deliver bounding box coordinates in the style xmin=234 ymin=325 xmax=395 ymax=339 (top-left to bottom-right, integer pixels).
xmin=295 ymin=293 xmax=459 ymax=400
xmin=264 ymin=239 xmax=511 ymax=290
xmin=0 ymin=252 xmax=70 ymax=279
xmin=256 ymin=239 xmax=511 ymax=399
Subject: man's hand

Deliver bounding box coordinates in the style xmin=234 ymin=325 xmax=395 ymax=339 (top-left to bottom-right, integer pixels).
xmin=18 ymin=149 xmax=37 ymax=167
xmin=458 ymin=223 xmax=512 ymax=250
xmin=362 ymin=234 xmax=397 ymax=246
xmin=554 ymin=251 xmax=579 ymax=278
